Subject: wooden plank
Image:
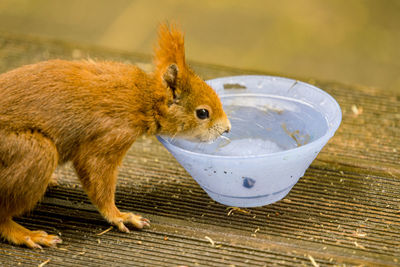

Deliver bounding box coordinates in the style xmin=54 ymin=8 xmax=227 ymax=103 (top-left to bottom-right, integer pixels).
xmin=0 ymin=33 xmax=399 ymax=266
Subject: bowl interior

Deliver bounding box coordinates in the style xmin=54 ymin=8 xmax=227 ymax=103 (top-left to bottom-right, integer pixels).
xmin=169 ymin=94 xmax=329 ymax=156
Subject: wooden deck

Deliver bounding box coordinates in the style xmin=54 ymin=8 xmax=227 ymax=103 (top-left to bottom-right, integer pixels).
xmin=0 ymin=33 xmax=399 ymax=267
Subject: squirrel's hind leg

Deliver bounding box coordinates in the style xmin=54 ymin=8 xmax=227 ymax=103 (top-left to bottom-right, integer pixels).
xmin=0 ymin=219 xmax=62 ymax=249
xmin=0 ymin=130 xmax=61 ymax=248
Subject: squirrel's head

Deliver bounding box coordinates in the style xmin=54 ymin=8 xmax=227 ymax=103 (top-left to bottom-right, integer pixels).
xmin=154 ymin=23 xmax=231 ymax=142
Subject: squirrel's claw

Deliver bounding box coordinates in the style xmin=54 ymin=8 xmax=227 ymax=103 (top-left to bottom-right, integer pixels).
xmin=21 ymin=231 xmax=62 ymax=249
xmin=109 ymin=212 xmax=150 ymax=232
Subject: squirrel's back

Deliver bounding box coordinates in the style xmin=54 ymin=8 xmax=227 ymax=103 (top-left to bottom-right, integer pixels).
xmin=0 ymin=59 xmax=164 ymax=162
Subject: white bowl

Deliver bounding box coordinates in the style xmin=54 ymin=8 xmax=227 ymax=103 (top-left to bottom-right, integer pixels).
xmin=157 ymin=75 xmax=341 ymax=207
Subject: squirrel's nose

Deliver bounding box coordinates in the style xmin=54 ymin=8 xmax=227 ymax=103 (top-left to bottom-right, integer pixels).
xmin=224 ymin=121 xmax=231 ymax=134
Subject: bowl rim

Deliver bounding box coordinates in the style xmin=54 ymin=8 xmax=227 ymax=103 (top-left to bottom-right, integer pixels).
xmin=157 ymin=75 xmax=342 ymax=159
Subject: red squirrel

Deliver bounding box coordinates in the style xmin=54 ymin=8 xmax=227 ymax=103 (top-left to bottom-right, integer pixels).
xmin=0 ymin=24 xmax=231 ymax=249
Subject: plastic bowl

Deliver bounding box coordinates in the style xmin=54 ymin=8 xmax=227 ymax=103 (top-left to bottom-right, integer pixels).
xmin=157 ymin=75 xmax=341 ymax=207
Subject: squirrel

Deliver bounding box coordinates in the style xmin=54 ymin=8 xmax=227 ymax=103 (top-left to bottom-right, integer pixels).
xmin=0 ymin=23 xmax=231 ymax=249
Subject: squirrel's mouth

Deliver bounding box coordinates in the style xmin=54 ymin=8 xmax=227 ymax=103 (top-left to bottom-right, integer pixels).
xmin=170 ymin=118 xmax=231 ymax=143
xmin=198 ymin=129 xmax=230 ymax=143
xmin=173 ymin=131 xmax=221 ymax=143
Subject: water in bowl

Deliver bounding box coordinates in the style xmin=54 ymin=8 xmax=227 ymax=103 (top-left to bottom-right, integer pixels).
xmin=169 ymin=94 xmax=328 ymax=156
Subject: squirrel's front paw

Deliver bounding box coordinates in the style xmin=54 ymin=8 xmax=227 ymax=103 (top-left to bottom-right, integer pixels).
xmin=109 ymin=212 xmax=150 ymax=233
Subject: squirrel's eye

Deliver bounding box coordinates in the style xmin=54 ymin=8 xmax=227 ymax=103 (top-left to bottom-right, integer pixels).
xmin=196 ymin=108 xmax=209 ymax=120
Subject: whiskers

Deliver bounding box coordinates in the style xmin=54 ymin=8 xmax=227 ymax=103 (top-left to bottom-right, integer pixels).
xmin=217 ymin=135 xmax=231 ymax=149
xmin=168 ymin=132 xmax=179 ymax=145
xmin=164 ymin=127 xmax=233 ymax=155
xmin=191 ymin=134 xmax=232 ymax=153
xmin=167 ymin=118 xmax=232 ymax=152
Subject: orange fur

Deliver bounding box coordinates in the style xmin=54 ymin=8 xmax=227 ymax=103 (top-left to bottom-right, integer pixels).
xmin=0 ymin=23 xmax=230 ymax=249
xmin=154 ymin=23 xmax=186 ymax=72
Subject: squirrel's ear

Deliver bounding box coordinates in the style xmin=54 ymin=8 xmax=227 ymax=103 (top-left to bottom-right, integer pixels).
xmin=163 ymin=64 xmax=179 ymax=98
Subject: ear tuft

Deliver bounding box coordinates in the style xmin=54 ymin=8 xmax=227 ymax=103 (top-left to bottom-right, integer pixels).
xmin=154 ymin=23 xmax=185 ymax=72
xmin=163 ymin=64 xmax=178 ymax=88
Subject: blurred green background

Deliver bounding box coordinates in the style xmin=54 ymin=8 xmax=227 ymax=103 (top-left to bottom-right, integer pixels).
xmin=0 ymin=0 xmax=399 ymax=92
